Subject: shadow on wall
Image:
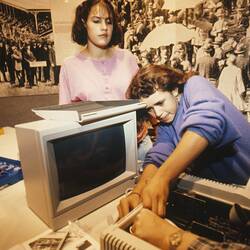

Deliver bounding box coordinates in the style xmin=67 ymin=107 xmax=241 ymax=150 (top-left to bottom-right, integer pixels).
xmin=0 ymin=94 xmax=59 ymax=127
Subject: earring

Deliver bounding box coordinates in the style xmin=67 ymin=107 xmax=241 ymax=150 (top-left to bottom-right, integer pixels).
xmin=172 ymin=88 xmax=179 ymax=97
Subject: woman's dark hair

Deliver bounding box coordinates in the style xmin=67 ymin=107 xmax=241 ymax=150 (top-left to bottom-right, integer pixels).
xmin=72 ymin=0 xmax=122 ymax=46
xmin=126 ymin=64 xmax=194 ymax=99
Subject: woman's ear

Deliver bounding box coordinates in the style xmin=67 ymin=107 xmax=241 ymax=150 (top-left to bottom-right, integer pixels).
xmin=172 ymin=88 xmax=179 ymax=97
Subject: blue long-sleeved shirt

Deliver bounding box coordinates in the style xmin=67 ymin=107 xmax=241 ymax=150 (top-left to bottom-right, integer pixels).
xmin=144 ymin=76 xmax=250 ymax=185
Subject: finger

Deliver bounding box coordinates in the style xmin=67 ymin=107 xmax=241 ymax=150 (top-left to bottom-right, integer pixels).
xmin=117 ymin=204 xmax=122 ymax=220
xmin=142 ymin=191 xmax=152 ymax=210
xmin=151 ymin=196 xmax=158 ymax=215
xmin=158 ymin=198 xmax=166 ymax=217
xmin=119 ymin=198 xmax=130 ymax=218
xmin=131 ymin=196 xmax=141 ymax=209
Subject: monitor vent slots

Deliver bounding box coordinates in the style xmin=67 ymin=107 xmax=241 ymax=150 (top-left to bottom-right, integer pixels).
xmin=103 ymin=233 xmax=135 ymax=250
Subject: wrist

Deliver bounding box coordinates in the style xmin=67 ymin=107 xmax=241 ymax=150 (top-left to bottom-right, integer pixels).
xmin=167 ymin=229 xmax=185 ymax=250
xmin=125 ymin=188 xmax=141 ymax=200
xmin=134 ymin=164 xmax=157 ymax=193
xmin=166 ymin=230 xmax=197 ymax=250
xmin=156 ymin=166 xmax=172 ymax=186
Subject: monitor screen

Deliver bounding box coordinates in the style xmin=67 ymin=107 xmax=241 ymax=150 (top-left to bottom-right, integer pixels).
xmin=50 ymin=124 xmax=126 ymax=200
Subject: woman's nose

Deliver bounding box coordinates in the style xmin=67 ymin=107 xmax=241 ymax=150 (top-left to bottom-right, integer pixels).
xmin=101 ymin=20 xmax=107 ymax=30
xmin=153 ymin=107 xmax=161 ymax=118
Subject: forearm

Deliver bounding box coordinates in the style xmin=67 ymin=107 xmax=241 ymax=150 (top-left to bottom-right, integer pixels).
xmin=158 ymin=130 xmax=208 ymax=184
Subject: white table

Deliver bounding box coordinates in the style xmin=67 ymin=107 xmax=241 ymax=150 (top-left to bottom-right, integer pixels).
xmin=0 ymin=127 xmax=120 ymax=250
xmin=0 ymin=179 xmax=120 ymax=250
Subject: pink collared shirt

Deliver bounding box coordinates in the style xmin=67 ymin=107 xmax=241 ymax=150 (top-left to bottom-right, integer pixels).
xmin=59 ymin=48 xmax=139 ymax=104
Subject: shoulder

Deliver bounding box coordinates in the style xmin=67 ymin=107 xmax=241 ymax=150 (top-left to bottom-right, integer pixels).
xmin=185 ymin=75 xmax=209 ymax=88
xmin=184 ymin=75 xmax=218 ymax=97
xmin=114 ymin=48 xmax=137 ymax=61
xmin=62 ymin=52 xmax=85 ymax=66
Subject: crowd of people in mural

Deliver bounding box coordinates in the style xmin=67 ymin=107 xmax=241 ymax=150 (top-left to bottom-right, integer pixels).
xmin=0 ymin=3 xmax=57 ymax=89
xmin=0 ymin=0 xmax=250 ymax=111
xmin=112 ymin=0 xmax=250 ymax=112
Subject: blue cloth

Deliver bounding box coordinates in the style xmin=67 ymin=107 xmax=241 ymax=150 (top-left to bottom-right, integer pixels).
xmin=144 ymin=76 xmax=250 ymax=185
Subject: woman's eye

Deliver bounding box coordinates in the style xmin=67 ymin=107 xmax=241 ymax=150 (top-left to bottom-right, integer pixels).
xmin=147 ymin=107 xmax=153 ymax=113
xmin=155 ymin=101 xmax=163 ymax=106
xmin=92 ymin=19 xmax=100 ymax=23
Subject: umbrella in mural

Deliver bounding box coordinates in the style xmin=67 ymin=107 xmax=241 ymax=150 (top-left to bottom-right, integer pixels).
xmin=140 ymin=23 xmax=198 ymax=50
xmin=162 ymin=0 xmax=203 ymax=11
xmin=193 ymin=20 xmax=213 ymax=32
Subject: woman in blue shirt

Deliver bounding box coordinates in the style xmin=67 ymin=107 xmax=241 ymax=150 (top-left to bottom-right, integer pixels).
xmin=118 ymin=64 xmax=250 ymax=218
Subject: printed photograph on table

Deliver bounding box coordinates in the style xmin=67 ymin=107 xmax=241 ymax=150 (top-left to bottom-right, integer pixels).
xmin=0 ymin=1 xmax=59 ymax=97
xmin=23 ymin=231 xmax=68 ymax=250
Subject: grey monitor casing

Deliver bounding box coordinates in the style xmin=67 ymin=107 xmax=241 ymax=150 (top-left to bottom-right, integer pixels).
xmin=15 ymin=111 xmax=138 ymax=230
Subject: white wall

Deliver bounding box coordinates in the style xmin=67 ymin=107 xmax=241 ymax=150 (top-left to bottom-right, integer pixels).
xmin=50 ymin=0 xmax=82 ymax=65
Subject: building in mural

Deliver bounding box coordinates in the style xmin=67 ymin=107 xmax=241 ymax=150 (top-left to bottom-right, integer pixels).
xmin=0 ymin=0 xmax=58 ymax=96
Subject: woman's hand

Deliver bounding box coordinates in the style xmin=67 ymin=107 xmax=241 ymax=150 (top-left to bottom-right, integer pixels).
xmin=117 ymin=192 xmax=141 ymax=219
xmin=131 ymin=208 xmax=176 ymax=250
xmin=117 ymin=164 xmax=158 ymax=218
xmin=140 ymin=130 xmax=209 ymax=217
xmin=141 ymin=171 xmax=169 ymax=217
xmin=131 ymin=209 xmax=198 ymax=250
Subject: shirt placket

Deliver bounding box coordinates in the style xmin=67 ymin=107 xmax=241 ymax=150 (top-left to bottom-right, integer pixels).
xmin=101 ymin=61 xmax=112 ymax=100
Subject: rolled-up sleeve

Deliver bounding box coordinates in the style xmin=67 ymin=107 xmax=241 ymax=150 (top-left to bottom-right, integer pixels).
xmin=143 ymin=125 xmax=175 ymax=168
xmin=180 ymin=76 xmax=241 ymax=147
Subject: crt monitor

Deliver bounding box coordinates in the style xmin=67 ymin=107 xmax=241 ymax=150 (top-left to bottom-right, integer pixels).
xmin=15 ymin=111 xmax=138 ymax=230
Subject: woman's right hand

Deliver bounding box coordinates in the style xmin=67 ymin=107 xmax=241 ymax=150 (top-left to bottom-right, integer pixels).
xmin=141 ymin=169 xmax=170 ymax=217
xmin=117 ymin=192 xmax=141 ymax=219
xmin=117 ymin=164 xmax=158 ymax=219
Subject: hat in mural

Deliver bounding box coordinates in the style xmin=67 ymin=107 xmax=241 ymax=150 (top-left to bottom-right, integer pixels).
xmin=175 ymin=43 xmax=185 ymax=51
xmin=213 ymin=36 xmax=223 ymax=45
xmin=216 ymin=8 xmax=225 ymax=17
xmin=216 ymin=2 xmax=223 ymax=10
xmin=237 ymin=7 xmax=245 ymax=12
xmin=222 ymin=42 xmax=234 ymax=54
xmin=235 ymin=44 xmax=247 ymax=54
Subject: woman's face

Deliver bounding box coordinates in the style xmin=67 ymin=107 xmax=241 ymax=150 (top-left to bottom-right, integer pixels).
xmin=141 ymin=90 xmax=178 ymax=123
xmin=86 ymin=3 xmax=113 ymax=49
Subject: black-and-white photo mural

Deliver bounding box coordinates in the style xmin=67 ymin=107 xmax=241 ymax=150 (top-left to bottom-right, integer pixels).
xmin=115 ymin=0 xmax=250 ymax=119
xmin=0 ymin=0 xmax=250 ymax=122
xmin=0 ymin=0 xmax=58 ymax=97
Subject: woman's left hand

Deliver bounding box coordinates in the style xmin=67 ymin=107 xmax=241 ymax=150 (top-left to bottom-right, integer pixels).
xmin=141 ymin=171 xmax=169 ymax=217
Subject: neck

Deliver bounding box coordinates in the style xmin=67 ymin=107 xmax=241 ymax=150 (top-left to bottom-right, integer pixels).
xmin=84 ymin=43 xmax=113 ymax=60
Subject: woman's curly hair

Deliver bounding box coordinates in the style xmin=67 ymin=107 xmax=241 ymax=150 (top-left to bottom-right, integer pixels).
xmin=126 ymin=64 xmax=194 ymax=99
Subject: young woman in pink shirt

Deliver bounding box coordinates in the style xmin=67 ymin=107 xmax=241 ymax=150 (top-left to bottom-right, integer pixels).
xmin=59 ymin=0 xmax=139 ymax=104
